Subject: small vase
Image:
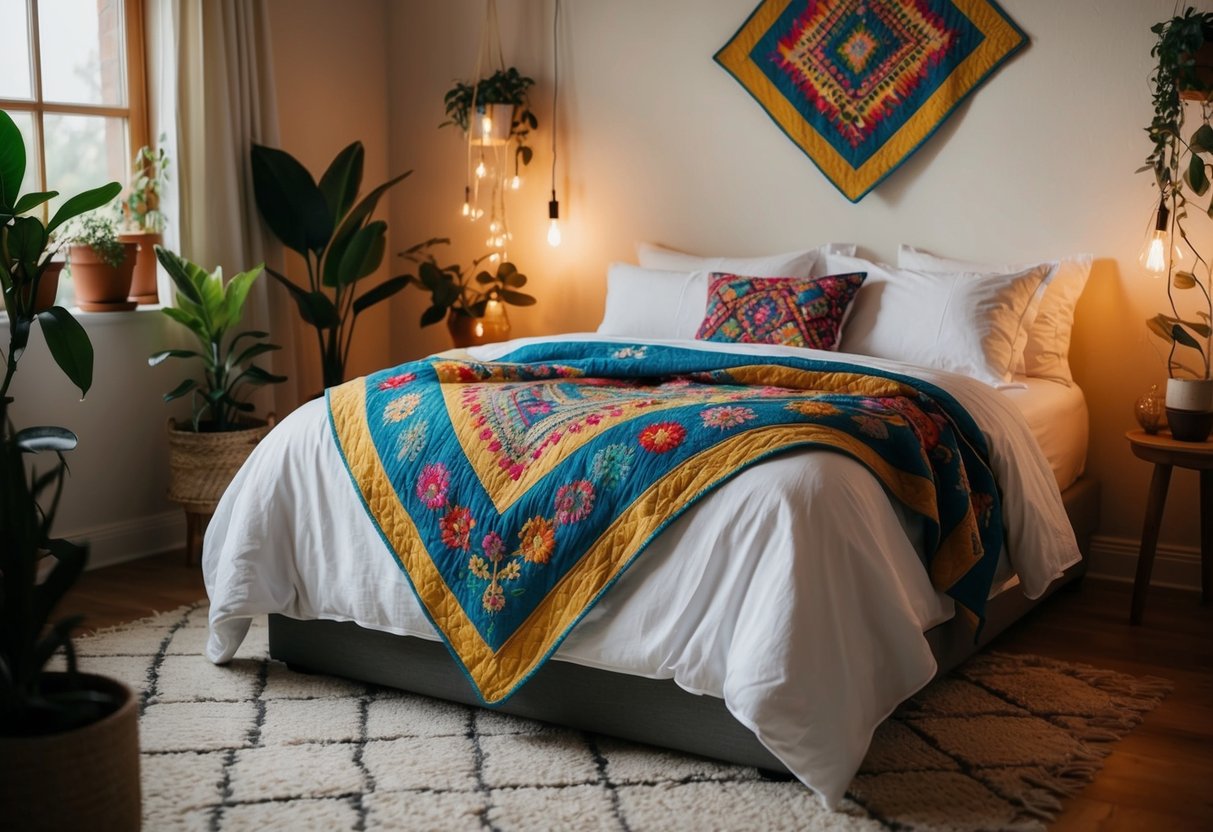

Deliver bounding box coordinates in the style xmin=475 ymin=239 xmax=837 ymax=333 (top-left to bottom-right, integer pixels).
xmin=1134 ymin=385 xmax=1166 ymax=434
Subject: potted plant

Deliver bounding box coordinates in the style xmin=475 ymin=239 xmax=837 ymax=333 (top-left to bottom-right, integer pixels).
xmin=120 ymin=135 xmax=170 ymax=304
xmin=251 ymin=140 xmax=429 ymax=389
xmin=0 ymin=109 xmax=140 ymax=830
xmin=399 ymin=241 xmax=534 ymax=348
xmin=442 ymin=66 xmax=538 ymax=170
xmin=1142 ymin=8 xmax=1213 ymax=441
xmin=149 ymin=246 xmax=285 ymax=522
xmin=68 ymin=211 xmax=137 ymax=312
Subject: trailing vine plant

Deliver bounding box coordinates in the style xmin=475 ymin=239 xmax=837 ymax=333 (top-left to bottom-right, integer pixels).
xmin=1141 ymin=8 xmax=1213 ymax=379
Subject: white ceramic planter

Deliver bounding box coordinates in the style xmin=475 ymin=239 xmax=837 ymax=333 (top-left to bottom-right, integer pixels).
xmin=1165 ymin=378 xmax=1213 ymax=412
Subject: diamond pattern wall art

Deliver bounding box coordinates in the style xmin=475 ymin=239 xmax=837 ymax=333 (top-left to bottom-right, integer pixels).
xmin=715 ymin=0 xmax=1027 ymax=202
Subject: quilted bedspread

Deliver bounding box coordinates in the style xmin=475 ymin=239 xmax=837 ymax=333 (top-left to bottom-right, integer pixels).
xmin=327 ymin=342 xmax=1002 ymax=704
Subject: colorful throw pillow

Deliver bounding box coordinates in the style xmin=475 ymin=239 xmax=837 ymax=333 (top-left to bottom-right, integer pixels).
xmin=696 ymin=272 xmax=866 ymax=349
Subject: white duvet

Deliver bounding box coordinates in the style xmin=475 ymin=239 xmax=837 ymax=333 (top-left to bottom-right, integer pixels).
xmin=204 ymin=334 xmax=1080 ymax=809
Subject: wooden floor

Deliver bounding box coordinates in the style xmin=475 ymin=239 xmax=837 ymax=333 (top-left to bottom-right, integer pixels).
xmin=61 ymin=554 xmax=1212 ymax=830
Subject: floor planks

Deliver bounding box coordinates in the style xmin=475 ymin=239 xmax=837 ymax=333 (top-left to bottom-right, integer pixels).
xmin=59 ymin=554 xmax=1213 ymax=829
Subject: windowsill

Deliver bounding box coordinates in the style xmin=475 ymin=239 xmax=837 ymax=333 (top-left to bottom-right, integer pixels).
xmin=0 ymin=304 xmax=167 ymax=328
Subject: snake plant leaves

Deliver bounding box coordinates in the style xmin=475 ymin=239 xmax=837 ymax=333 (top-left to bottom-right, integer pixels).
xmin=37 ymin=306 xmax=93 ymax=398
xmin=251 ymin=143 xmax=333 ymax=256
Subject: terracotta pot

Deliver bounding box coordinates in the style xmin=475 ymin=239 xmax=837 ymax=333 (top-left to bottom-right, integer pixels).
xmin=1179 ymin=39 xmax=1213 ymax=101
xmin=446 ymin=302 xmax=511 ymax=348
xmin=68 ymin=243 xmax=137 ymax=311
xmin=166 ymin=416 xmax=274 ymax=513
xmin=17 ymin=260 xmax=65 ymax=313
xmin=0 ymin=672 xmax=141 ymax=832
xmin=118 ymin=230 xmax=162 ymax=304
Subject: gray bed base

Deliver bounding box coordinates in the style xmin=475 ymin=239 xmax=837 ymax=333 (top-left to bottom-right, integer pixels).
xmin=268 ymin=477 xmax=1100 ymax=773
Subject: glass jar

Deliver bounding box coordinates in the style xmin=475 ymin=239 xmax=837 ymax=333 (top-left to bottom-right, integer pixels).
xmin=1134 ymin=384 xmax=1166 ymax=434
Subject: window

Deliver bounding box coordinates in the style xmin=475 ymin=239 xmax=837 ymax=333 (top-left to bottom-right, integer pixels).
xmin=0 ymin=0 xmax=148 ymax=220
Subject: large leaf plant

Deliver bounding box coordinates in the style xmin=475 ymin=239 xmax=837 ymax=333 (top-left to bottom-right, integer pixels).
xmin=1 ymin=108 xmax=124 ymax=735
xmin=1142 ymin=8 xmax=1213 ymax=379
xmin=251 ymin=141 xmax=424 ymax=388
xmin=150 ymin=247 xmax=286 ymax=432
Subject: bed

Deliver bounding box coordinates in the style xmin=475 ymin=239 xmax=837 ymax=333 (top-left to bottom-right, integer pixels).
xmin=203 ymin=331 xmax=1094 ymax=809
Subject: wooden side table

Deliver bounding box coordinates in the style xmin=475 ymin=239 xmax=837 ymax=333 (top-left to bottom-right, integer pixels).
xmin=1125 ymin=429 xmax=1213 ymax=624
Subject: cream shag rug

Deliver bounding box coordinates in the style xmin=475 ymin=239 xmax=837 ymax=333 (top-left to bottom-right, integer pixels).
xmin=68 ymin=604 xmax=1170 ymax=832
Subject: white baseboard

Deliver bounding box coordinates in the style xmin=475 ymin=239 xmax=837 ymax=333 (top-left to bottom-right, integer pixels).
xmin=1086 ymin=534 xmax=1203 ymax=591
xmin=63 ymin=510 xmax=186 ymax=571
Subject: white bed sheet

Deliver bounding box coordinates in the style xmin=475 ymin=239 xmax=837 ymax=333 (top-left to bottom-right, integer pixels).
xmin=1002 ymin=376 xmax=1089 ymax=491
xmin=203 ymin=334 xmax=1081 ymax=809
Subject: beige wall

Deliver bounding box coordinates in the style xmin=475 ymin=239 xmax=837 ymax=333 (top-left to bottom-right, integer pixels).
xmin=381 ymin=0 xmax=1210 ymax=579
xmin=267 ymin=0 xmax=395 ymax=390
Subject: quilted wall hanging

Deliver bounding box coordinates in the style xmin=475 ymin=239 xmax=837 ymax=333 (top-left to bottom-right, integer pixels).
xmin=715 ymin=0 xmax=1027 ymax=202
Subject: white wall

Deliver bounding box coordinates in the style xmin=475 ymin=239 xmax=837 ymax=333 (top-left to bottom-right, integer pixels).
xmin=385 ymin=0 xmax=1213 ymax=587
xmin=3 ymin=310 xmax=191 ymax=568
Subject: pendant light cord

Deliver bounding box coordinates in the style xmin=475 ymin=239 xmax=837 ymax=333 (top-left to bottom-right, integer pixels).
xmin=550 ymin=0 xmax=560 ymax=204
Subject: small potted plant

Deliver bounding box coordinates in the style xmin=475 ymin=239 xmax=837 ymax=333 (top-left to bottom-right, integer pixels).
xmin=150 ymin=246 xmax=285 ymax=536
xmin=1142 ymin=8 xmax=1213 ymax=441
xmin=442 ymin=66 xmax=539 ymax=170
xmin=68 ymin=211 xmax=137 ymax=311
xmin=120 ymin=135 xmax=170 ymax=304
xmin=0 ymin=109 xmax=140 ymax=831
xmin=399 ymin=241 xmax=534 ymax=348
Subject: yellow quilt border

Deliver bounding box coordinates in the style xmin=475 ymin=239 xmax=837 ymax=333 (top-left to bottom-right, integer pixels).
xmin=331 ymin=378 xmax=970 ymax=704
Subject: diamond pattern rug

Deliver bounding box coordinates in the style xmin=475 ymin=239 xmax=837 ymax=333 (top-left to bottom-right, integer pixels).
xmin=715 ymin=0 xmax=1027 ymax=201
xmin=70 ymin=604 xmax=1170 ymax=831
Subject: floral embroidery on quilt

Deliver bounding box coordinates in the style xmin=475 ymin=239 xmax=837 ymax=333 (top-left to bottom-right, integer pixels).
xmin=696 ymin=272 xmax=866 ymax=349
xmin=330 ymin=341 xmax=1006 ymax=704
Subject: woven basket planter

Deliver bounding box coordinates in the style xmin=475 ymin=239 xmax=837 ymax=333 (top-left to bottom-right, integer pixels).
xmin=166 ymin=417 xmax=273 ymax=513
xmin=0 ymin=673 xmax=140 ymax=831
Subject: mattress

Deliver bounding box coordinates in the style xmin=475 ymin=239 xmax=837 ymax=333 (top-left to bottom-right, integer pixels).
xmin=1002 ymin=376 xmax=1089 ymax=491
xmin=202 ymin=334 xmax=1081 ymax=809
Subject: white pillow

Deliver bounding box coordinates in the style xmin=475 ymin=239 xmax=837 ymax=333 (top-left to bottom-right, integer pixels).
xmin=897 ymin=245 xmax=1093 ymax=386
xmin=822 ymin=254 xmax=1051 ymax=387
xmin=597 ymin=263 xmax=709 ymax=340
xmin=634 ymin=242 xmax=845 ymax=276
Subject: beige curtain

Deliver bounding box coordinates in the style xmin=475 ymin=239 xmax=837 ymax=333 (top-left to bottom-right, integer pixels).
xmin=148 ymin=0 xmax=303 ymax=413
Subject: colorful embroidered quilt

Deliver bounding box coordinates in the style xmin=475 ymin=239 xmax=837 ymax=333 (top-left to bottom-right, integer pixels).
xmin=327 ymin=342 xmax=1003 ymax=704
xmin=714 ymin=0 xmax=1026 ymax=202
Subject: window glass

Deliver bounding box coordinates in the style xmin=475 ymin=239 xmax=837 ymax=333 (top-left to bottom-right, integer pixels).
xmin=43 ymin=113 xmax=127 ymax=217
xmin=0 ymin=0 xmax=34 ymax=100
xmin=38 ymin=0 xmax=128 ymax=107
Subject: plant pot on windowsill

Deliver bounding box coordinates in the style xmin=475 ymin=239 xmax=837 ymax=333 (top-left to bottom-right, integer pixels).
xmin=68 ymin=242 xmax=137 ymax=312
xmin=15 ymin=259 xmax=66 ymax=312
xmin=118 ymin=231 xmax=162 ymax=304
xmin=0 ymin=672 xmax=141 ymax=831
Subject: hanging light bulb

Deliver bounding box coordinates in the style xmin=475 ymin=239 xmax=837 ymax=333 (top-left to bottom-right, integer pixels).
xmin=481 ymin=113 xmax=493 ymax=139
xmin=461 ymin=186 xmax=471 ymax=217
xmin=547 ymin=194 xmax=562 ymax=247
xmin=475 ymin=160 xmax=487 ymax=179
xmin=489 ymin=252 xmax=500 ymax=263
xmin=510 ymin=175 xmax=521 ymax=190
xmin=1139 ymin=199 xmax=1183 ymax=277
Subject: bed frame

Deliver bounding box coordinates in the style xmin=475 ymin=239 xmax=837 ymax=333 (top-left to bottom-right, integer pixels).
xmin=268 ymin=477 xmax=1099 ymax=773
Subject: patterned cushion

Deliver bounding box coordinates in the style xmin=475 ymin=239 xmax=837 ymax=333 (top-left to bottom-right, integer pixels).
xmin=696 ymin=272 xmax=866 ymax=349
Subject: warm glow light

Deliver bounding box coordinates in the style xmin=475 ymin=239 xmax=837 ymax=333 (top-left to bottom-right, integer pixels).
xmin=547 ymin=218 xmax=562 ymax=247
xmin=481 ymin=115 xmax=493 ymax=137
xmin=1141 ymin=231 xmax=1168 ymax=277
xmin=475 ymin=161 xmax=487 ymax=179
xmin=510 ymin=175 xmax=521 ymax=190
xmin=489 ymin=221 xmax=499 ymax=233
xmin=489 ymin=252 xmax=500 ymax=262
xmin=461 ymin=201 xmax=470 ymax=217
xmin=474 ymin=321 xmax=485 ymax=337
